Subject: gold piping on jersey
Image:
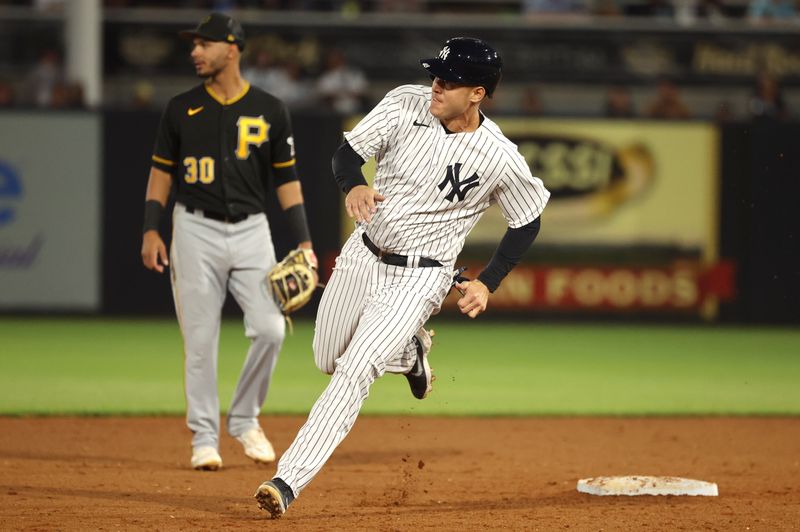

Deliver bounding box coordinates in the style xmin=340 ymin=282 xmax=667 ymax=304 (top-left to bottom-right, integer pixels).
xmin=272 ymin=158 xmax=296 ymax=168
xmin=152 ymin=155 xmax=177 ymax=166
xmin=204 ymin=81 xmax=250 ymax=106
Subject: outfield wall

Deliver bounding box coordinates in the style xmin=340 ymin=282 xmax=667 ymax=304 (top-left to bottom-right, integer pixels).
xmin=0 ymin=112 xmax=101 ymax=311
xmin=0 ymin=110 xmax=796 ymax=323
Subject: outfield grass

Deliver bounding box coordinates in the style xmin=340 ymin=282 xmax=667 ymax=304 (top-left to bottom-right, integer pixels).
xmin=0 ymin=317 xmax=798 ymax=415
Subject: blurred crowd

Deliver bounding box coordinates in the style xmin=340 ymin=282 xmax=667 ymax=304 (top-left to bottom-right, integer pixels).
xmin=601 ymin=74 xmax=790 ymax=121
xmin=0 ymin=49 xmax=86 ymax=109
xmin=11 ymin=0 xmax=798 ymax=23
xmin=242 ymin=47 xmax=368 ymax=114
xmin=0 ymin=0 xmax=796 ymax=120
xmin=2 ymin=43 xmax=790 ymax=122
xmin=483 ymin=73 xmax=791 ymax=121
xmin=0 ymin=42 xmax=372 ymax=114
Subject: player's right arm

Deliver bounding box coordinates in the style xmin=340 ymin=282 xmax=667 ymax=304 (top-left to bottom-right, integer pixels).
xmin=332 ymin=141 xmax=385 ymax=223
xmin=344 ymin=185 xmax=385 ymax=223
xmin=333 ymin=86 xmax=407 ymax=222
xmin=141 ymin=167 xmax=173 ymax=273
xmin=142 ymin=98 xmax=179 ymax=273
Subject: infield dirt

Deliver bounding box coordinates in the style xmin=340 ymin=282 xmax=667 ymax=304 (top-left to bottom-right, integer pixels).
xmin=1 ymin=416 xmax=798 ymax=530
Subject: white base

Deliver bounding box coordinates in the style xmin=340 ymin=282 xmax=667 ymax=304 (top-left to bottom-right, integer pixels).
xmin=577 ymin=476 xmax=718 ymax=496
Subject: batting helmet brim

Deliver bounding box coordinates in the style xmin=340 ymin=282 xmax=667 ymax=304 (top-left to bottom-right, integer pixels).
xmin=420 ymin=57 xmax=463 ymax=84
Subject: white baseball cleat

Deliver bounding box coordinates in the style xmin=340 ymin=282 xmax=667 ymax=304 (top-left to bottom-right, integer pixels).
xmin=236 ymin=426 xmax=276 ymax=464
xmin=191 ymin=446 xmax=222 ymax=471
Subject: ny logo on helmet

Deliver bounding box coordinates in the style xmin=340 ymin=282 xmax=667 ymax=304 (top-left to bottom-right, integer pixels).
xmin=438 ymin=46 xmax=450 ymax=60
xmin=438 ymin=163 xmax=479 ymax=202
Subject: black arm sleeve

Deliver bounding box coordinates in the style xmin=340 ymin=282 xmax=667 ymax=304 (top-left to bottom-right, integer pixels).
xmin=283 ymin=203 xmax=312 ymax=245
xmin=477 ymin=217 xmax=541 ymax=293
xmin=331 ymin=141 xmax=368 ymax=193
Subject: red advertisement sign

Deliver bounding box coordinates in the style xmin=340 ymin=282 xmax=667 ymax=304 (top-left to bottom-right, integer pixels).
xmin=442 ymin=261 xmax=735 ymax=314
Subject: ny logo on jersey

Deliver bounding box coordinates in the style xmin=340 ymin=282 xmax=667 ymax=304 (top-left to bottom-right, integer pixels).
xmin=439 ymin=46 xmax=451 ymax=60
xmin=438 ymin=163 xmax=479 ymax=202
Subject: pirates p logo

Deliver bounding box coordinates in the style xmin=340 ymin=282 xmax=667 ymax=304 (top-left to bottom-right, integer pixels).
xmin=236 ymin=116 xmax=270 ymax=160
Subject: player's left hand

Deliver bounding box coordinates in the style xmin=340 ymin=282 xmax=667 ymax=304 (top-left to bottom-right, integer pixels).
xmin=267 ymin=247 xmax=320 ymax=315
xmin=455 ymin=279 xmax=489 ymax=318
xmin=297 ymin=243 xmax=319 ymax=285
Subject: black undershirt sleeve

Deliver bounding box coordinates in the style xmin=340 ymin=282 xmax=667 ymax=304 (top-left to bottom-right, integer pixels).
xmin=331 ymin=141 xmax=368 ymax=193
xmin=283 ymin=203 xmax=312 ymax=245
xmin=477 ymin=217 xmax=541 ymax=293
xmin=273 ymin=164 xmax=299 ymax=186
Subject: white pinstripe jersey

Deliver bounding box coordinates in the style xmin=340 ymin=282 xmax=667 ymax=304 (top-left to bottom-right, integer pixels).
xmin=345 ymin=84 xmax=550 ymax=265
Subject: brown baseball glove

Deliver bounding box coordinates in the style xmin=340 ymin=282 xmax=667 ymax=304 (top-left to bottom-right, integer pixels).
xmin=267 ymin=248 xmax=318 ymax=315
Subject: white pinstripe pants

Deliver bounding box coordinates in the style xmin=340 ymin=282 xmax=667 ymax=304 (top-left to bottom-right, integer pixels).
xmin=275 ymin=228 xmax=452 ymax=495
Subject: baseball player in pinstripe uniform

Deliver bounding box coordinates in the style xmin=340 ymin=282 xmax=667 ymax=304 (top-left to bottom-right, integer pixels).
xmin=140 ymin=13 xmax=316 ymax=471
xmin=255 ymin=37 xmax=549 ymax=517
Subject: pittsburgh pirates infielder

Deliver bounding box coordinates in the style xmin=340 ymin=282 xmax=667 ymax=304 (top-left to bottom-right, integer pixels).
xmin=255 ymin=37 xmax=549 ymax=517
xmin=140 ymin=13 xmax=316 ymax=471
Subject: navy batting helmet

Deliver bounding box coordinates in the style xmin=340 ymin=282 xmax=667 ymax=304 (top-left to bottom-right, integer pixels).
xmin=420 ymin=37 xmax=502 ymax=97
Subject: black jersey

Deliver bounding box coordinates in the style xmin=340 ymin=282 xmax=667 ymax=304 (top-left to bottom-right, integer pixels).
xmin=151 ymin=82 xmax=297 ymax=217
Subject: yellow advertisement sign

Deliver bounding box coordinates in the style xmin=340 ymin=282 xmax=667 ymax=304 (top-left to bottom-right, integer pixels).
xmin=473 ymin=119 xmax=719 ymax=261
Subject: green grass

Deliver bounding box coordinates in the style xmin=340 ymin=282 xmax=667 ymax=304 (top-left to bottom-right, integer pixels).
xmin=1 ymin=317 xmax=798 ymax=415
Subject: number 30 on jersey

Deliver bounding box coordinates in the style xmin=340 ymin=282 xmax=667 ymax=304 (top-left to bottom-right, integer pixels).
xmin=182 ymin=116 xmax=270 ymax=184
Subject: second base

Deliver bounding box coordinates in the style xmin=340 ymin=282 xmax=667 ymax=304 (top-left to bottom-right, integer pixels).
xmin=577 ymin=475 xmax=718 ymax=496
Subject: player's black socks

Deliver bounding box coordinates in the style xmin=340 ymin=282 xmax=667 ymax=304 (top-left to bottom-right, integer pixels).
xmin=272 ymin=477 xmax=295 ymax=507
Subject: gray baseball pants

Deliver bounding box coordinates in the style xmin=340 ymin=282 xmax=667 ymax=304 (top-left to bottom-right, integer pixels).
xmin=170 ymin=203 xmax=285 ymax=450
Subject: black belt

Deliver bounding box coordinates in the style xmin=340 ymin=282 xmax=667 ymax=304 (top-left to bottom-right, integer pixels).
xmin=185 ymin=205 xmax=249 ymax=224
xmin=361 ymin=233 xmax=442 ymax=268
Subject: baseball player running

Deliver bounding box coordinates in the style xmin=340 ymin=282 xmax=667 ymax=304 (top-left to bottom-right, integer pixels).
xmin=140 ymin=13 xmax=316 ymax=471
xmin=255 ymin=37 xmax=549 ymax=517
